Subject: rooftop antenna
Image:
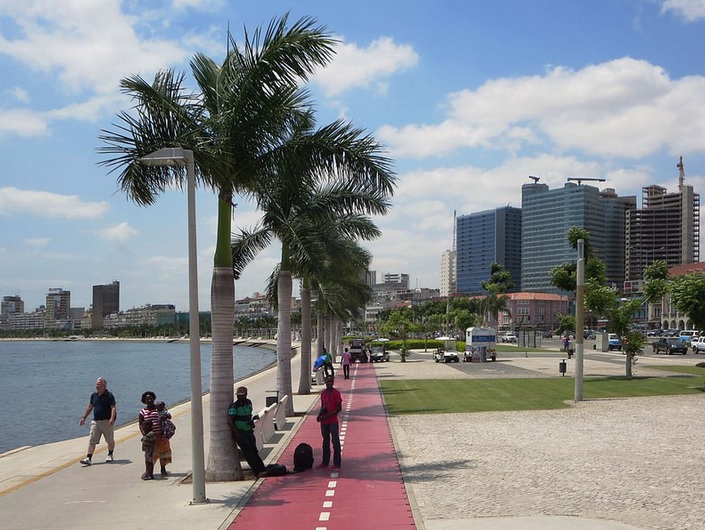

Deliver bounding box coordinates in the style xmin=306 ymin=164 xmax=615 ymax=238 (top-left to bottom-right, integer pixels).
xmin=567 ymin=177 xmax=606 ymax=186
xmin=528 ymin=175 xmax=540 ymax=183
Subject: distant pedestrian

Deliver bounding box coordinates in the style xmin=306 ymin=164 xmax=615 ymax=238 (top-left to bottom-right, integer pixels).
xmin=79 ymin=377 xmax=117 ymax=465
xmin=316 ymin=375 xmax=343 ymax=470
xmin=140 ymin=419 xmax=156 ymax=480
xmin=139 ymin=391 xmax=172 ymax=477
xmin=340 ymin=347 xmax=352 ymax=379
xmin=322 ymin=347 xmax=335 ymax=378
xmin=228 ymin=386 xmax=266 ymax=477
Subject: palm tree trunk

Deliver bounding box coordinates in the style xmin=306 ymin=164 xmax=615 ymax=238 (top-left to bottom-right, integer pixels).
xmin=206 ymin=197 xmax=241 ymax=481
xmin=276 ymin=269 xmax=295 ymax=416
xmin=317 ymin=305 xmax=325 ymax=357
xmin=297 ymin=278 xmax=312 ymax=394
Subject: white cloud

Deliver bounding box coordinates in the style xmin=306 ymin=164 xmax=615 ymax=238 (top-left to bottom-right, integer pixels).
xmin=9 ymin=87 xmax=29 ymax=102
xmin=0 ymin=1 xmax=188 ymax=95
xmin=659 ymin=0 xmax=705 ymax=21
xmin=315 ymin=36 xmax=419 ymax=97
xmin=0 ymin=187 xmax=109 ymax=218
xmin=98 ymin=222 xmax=139 ymax=242
xmin=0 ymin=108 xmax=48 ymax=136
xmin=378 ymin=57 xmax=705 ymax=160
xmin=25 ymin=237 xmax=49 ymax=247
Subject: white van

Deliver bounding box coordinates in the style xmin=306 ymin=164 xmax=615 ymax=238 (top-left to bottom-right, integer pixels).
xmin=464 ymin=327 xmax=497 ymax=362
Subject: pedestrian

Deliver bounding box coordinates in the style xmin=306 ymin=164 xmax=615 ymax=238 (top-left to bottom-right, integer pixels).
xmin=316 ymin=374 xmax=342 ymax=470
xmin=228 ymin=386 xmax=266 ymax=477
xmin=340 ymin=347 xmax=352 ymax=380
xmin=140 ymin=419 xmax=156 ymax=480
xmin=139 ymin=391 xmax=172 ymax=477
xmin=79 ymin=377 xmax=117 ymax=465
xmin=322 ymin=347 xmax=335 ymax=378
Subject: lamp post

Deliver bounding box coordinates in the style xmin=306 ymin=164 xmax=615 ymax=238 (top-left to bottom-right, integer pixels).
xmin=138 ymin=147 xmax=207 ymax=504
xmin=574 ymin=238 xmax=584 ymax=401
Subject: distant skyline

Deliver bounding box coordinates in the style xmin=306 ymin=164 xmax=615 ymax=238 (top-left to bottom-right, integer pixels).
xmin=3 ymin=1 xmax=705 ymax=311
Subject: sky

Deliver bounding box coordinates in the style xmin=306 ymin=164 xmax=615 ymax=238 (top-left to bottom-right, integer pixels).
xmin=2 ymin=0 xmax=705 ymax=313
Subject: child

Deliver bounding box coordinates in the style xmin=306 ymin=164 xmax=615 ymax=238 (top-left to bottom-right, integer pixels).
xmin=156 ymin=400 xmax=176 ymax=441
xmin=140 ymin=420 xmax=156 ymax=480
xmin=156 ymin=401 xmax=171 ymax=421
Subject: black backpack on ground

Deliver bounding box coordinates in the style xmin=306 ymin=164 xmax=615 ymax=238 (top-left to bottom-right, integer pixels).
xmin=262 ymin=463 xmax=288 ymax=477
xmin=293 ymin=442 xmax=314 ymax=472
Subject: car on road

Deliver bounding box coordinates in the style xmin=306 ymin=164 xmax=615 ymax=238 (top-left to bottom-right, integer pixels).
xmin=691 ymin=336 xmax=705 ymax=354
xmin=652 ymin=337 xmax=688 ymax=355
xmin=369 ymin=345 xmax=390 ymax=362
xmin=501 ymin=332 xmax=518 ymax=343
xmin=348 ymin=338 xmax=367 ymax=363
xmin=608 ymin=333 xmax=622 ymax=351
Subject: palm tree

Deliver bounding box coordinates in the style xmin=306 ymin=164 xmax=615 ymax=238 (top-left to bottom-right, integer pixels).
xmin=233 ymin=147 xmax=393 ymax=414
xmin=98 ymin=15 xmax=339 ymax=481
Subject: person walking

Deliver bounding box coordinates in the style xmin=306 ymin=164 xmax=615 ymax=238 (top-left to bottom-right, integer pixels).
xmin=340 ymin=347 xmax=352 ymax=380
xmin=138 ymin=391 xmax=172 ymax=478
xmin=79 ymin=377 xmax=117 ymax=465
xmin=316 ymin=374 xmax=343 ymax=470
xmin=228 ymin=386 xmax=266 ymax=477
xmin=322 ymin=347 xmax=335 ymax=378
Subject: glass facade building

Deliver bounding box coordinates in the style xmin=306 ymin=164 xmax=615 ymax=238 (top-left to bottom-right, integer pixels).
xmin=456 ymin=207 xmax=522 ymax=295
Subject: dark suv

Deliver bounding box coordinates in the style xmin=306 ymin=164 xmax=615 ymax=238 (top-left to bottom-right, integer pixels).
xmin=652 ymin=337 xmax=687 ymax=355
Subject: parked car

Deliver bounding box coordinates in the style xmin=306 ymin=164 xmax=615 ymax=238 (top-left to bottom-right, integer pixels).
xmin=691 ymin=336 xmax=705 ymax=354
xmin=369 ymin=345 xmax=390 ymax=362
xmin=652 ymin=337 xmax=688 ymax=355
xmin=608 ymin=333 xmax=622 ymax=351
xmin=501 ymin=332 xmax=518 ymax=343
xmin=679 ymin=330 xmax=699 ymax=346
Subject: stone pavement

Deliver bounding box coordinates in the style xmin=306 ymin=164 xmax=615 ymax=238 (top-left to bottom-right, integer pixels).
xmin=3 ymin=343 xmax=692 ymax=529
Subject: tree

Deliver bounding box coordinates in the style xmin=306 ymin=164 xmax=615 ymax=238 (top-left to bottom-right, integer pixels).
xmin=611 ymin=298 xmax=645 ymax=379
xmin=668 ymin=274 xmax=705 ymax=331
xmin=99 ymin=15 xmax=339 ymax=481
xmin=379 ymin=310 xmax=415 ymax=361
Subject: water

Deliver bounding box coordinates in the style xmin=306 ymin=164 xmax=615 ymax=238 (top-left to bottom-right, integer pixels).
xmin=0 ymin=340 xmax=276 ymax=454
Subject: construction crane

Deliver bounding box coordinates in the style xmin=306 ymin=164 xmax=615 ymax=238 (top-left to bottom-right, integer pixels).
xmin=567 ymin=177 xmax=606 ymax=186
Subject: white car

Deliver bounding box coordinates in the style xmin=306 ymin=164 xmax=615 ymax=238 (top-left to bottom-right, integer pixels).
xmin=501 ymin=332 xmax=518 ymax=343
xmin=692 ymin=336 xmax=705 ymax=354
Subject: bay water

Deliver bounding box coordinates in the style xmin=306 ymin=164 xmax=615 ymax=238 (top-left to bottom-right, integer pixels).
xmin=0 ymin=340 xmax=276 ymax=454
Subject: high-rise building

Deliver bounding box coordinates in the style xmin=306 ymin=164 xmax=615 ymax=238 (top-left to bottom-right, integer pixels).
xmin=439 ymin=249 xmax=456 ymax=297
xmin=625 ymin=159 xmax=700 ymax=281
xmin=92 ymin=281 xmax=120 ymax=329
xmin=455 ymin=207 xmax=522 ymax=295
xmin=1 ymin=295 xmax=24 ymax=316
xmin=521 ymin=182 xmax=635 ymax=293
xmin=45 ymin=288 xmax=71 ymax=329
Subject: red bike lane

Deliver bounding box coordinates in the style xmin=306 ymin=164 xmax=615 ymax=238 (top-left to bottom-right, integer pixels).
xmin=227 ymin=361 xmax=416 ymax=529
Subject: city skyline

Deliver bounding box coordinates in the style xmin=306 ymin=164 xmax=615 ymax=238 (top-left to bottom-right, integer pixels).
xmin=3 ymin=1 xmax=705 ymax=310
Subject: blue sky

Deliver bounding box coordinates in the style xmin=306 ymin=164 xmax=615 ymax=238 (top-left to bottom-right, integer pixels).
xmin=2 ymin=0 xmax=705 ymax=312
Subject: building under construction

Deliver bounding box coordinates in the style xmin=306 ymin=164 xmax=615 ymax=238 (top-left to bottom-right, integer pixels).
xmin=625 ymin=157 xmax=700 ymax=282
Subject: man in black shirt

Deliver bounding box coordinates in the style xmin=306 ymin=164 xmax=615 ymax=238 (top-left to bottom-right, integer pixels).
xmin=79 ymin=377 xmax=117 ymax=465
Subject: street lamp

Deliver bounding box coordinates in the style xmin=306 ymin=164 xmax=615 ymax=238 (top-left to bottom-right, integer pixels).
xmin=138 ymin=147 xmax=207 ymax=504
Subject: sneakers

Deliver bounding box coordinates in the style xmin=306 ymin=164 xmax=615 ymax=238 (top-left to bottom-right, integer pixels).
xmin=329 ymin=465 xmax=340 ymax=471
xmin=315 ymin=463 xmax=328 ymax=469
xmin=105 ymin=455 xmax=114 ymax=463
xmin=80 ymin=458 xmax=92 ymax=466
xmin=141 ymin=473 xmax=154 ymax=480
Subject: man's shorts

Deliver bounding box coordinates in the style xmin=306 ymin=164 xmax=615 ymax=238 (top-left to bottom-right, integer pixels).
xmin=89 ymin=419 xmax=115 ymax=445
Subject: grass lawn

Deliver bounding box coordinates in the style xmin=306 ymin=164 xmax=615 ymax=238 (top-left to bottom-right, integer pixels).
xmin=380 ymin=375 xmax=705 ymax=415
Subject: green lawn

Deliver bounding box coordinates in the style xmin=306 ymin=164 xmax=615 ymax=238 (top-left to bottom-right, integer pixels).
xmin=380 ymin=375 xmax=705 ymax=415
